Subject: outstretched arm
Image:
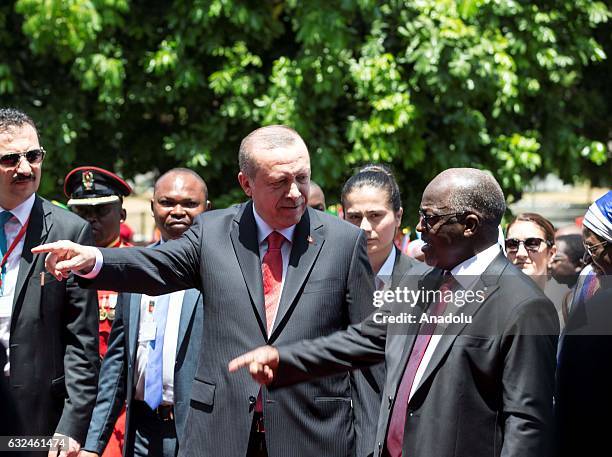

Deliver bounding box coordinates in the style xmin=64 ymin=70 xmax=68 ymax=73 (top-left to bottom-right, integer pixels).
xmin=32 ymin=240 xmax=99 ymax=280
xmin=229 ymin=315 xmax=387 ymax=386
xmin=34 ymin=219 xmax=203 ymax=296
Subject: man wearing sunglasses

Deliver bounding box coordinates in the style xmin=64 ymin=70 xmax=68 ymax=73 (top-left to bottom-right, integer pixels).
xmin=0 ymin=108 xmax=99 ymax=456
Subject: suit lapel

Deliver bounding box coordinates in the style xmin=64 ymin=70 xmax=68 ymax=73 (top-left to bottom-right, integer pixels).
xmin=389 ymin=269 xmax=442 ymax=393
xmin=390 ymin=248 xmax=411 ymax=289
xmin=411 ymin=254 xmax=507 ymax=396
xmin=13 ymin=196 xmax=51 ymax=312
xmin=176 ymin=289 xmax=200 ymax=356
xmin=128 ymin=293 xmax=142 ymax=364
xmin=269 ymin=209 xmax=324 ymax=340
xmin=230 ymin=202 xmax=266 ymax=333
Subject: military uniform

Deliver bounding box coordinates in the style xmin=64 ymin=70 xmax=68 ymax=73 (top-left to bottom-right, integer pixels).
xmin=64 ymin=166 xmax=132 ymax=457
xmin=97 ymin=236 xmax=132 ymax=355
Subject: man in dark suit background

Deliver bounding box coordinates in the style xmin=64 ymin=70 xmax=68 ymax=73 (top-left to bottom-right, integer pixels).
xmin=80 ymin=168 xmax=209 ymax=457
xmin=0 ymin=108 xmax=99 ymax=456
xmin=35 ymin=125 xmax=381 ymax=457
xmin=307 ymin=181 xmax=326 ymax=212
xmin=230 ymin=168 xmax=559 ymax=457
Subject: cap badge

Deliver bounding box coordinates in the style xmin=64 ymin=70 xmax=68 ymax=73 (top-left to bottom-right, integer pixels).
xmin=82 ymin=171 xmax=94 ymax=190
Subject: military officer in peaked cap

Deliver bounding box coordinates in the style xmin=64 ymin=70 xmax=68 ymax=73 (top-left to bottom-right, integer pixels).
xmin=64 ymin=166 xmax=132 ymax=457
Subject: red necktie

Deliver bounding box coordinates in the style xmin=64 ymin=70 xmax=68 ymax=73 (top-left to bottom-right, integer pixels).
xmin=385 ymin=272 xmax=456 ymax=457
xmin=262 ymin=231 xmax=285 ymax=334
xmin=255 ymin=231 xmax=286 ymax=414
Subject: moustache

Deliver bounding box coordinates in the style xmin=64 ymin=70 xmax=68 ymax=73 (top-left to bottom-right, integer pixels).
xmin=12 ymin=174 xmax=35 ymax=183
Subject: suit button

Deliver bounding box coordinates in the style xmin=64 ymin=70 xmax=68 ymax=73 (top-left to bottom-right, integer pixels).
xmin=249 ymin=395 xmax=256 ymax=405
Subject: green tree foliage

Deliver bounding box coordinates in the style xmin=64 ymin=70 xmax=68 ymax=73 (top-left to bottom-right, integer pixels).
xmin=1 ymin=0 xmax=610 ymax=221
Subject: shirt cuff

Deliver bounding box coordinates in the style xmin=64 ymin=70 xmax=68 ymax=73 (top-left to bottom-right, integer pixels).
xmin=75 ymin=248 xmax=103 ymax=278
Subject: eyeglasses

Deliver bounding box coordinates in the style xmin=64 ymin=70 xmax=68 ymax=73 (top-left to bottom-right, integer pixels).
xmin=0 ymin=148 xmax=46 ymax=168
xmin=505 ymin=237 xmax=551 ymax=253
xmin=418 ymin=209 xmax=467 ymax=231
xmin=583 ymin=239 xmax=608 ymax=257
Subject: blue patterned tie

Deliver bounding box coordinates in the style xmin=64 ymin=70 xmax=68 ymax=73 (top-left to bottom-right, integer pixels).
xmin=144 ymin=294 xmax=170 ymax=409
xmin=0 ymin=212 xmax=13 ymax=292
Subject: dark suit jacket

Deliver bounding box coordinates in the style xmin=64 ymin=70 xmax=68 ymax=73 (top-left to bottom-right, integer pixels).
xmin=83 ymin=286 xmax=203 ymax=455
xmin=80 ymin=202 xmax=380 ymax=457
xmin=273 ymin=253 xmax=559 ymax=457
xmin=7 ymin=196 xmax=99 ymax=443
xmin=0 ymin=345 xmax=19 ymax=435
xmin=389 ymin=248 xmax=420 ymax=288
xmin=361 ymin=248 xmax=426 ymax=437
xmin=556 ymin=283 xmax=612 ymax=457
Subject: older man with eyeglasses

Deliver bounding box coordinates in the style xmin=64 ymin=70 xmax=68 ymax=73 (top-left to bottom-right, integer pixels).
xmin=230 ymin=168 xmax=560 ymax=457
xmin=0 ymin=108 xmax=99 ymax=457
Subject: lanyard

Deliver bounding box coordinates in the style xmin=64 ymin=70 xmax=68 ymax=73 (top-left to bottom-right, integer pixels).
xmin=0 ymin=217 xmax=30 ymax=288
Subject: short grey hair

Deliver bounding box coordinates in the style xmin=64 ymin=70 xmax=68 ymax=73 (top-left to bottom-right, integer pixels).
xmin=238 ymin=125 xmax=304 ymax=178
xmin=436 ymin=168 xmax=506 ymax=226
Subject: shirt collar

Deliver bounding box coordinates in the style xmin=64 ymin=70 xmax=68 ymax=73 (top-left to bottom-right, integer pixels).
xmin=376 ymin=247 xmax=396 ymax=288
xmin=252 ymin=204 xmax=296 ymax=245
xmin=450 ymin=243 xmax=501 ymax=289
xmin=0 ymin=193 xmax=36 ymax=226
xmin=106 ymin=236 xmax=122 ymax=248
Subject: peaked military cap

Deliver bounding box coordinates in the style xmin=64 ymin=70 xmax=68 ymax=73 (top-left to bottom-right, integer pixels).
xmin=64 ymin=166 xmax=132 ymax=206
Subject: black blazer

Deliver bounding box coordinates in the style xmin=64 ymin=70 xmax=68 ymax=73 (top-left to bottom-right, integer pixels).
xmin=84 ymin=287 xmax=203 ymax=455
xmin=362 ymin=248 xmax=426 ymax=441
xmin=7 ymin=196 xmax=99 ymax=442
xmin=81 ymin=202 xmax=381 ymax=457
xmin=556 ymin=283 xmax=612 ymax=457
xmin=391 ymin=248 xmax=426 ymax=288
xmin=273 ymin=253 xmax=559 ymax=457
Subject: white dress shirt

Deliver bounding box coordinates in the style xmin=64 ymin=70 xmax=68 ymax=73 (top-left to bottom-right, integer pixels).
xmin=409 ymin=243 xmax=501 ymax=400
xmin=134 ymin=239 xmax=185 ymax=405
xmin=375 ymin=248 xmax=396 ymax=291
xmin=0 ymin=194 xmax=35 ymax=376
xmin=252 ymin=206 xmax=296 ymax=334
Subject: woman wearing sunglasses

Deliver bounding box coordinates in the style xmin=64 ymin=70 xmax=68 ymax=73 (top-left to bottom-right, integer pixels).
xmin=505 ymin=212 xmax=556 ymax=290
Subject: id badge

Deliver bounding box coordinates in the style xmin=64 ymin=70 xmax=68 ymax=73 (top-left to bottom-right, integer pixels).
xmin=139 ymin=321 xmax=157 ymax=342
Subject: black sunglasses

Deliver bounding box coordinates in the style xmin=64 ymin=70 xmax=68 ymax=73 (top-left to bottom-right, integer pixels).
xmin=505 ymin=237 xmax=551 ymax=253
xmin=0 ymin=148 xmax=46 ymax=167
xmin=418 ymin=209 xmax=467 ymax=231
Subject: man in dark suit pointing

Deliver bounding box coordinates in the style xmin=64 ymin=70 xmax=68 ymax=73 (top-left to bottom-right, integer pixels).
xmin=34 ymin=125 xmax=380 ymax=457
xmin=229 ymin=168 xmax=559 ymax=457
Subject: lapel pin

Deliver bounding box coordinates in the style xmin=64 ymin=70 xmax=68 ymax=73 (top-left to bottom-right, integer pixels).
xmin=307 ymin=235 xmax=315 ymax=244
xmin=40 ymin=271 xmax=45 ymax=287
